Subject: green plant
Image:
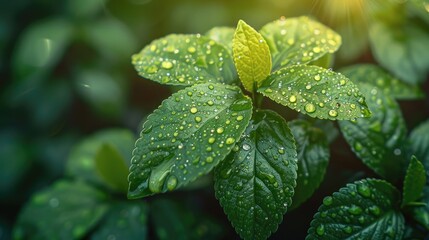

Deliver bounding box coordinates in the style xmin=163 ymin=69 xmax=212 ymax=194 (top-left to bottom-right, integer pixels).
xmin=126 ymin=16 xmax=426 ymax=239
xmin=8 ymin=11 xmax=429 ymax=239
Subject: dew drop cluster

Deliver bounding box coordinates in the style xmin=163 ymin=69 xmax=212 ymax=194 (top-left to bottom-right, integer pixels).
xmin=129 ymin=83 xmax=252 ymax=196
xmin=132 ymin=34 xmax=237 ymax=86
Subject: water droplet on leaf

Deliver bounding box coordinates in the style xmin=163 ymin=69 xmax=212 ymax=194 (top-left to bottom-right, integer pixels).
xmin=305 ymin=103 xmax=316 ymax=113
xmin=167 ymin=175 xmax=178 ymax=191
xmin=316 ymin=224 xmax=325 ymax=236
xmin=357 ymin=184 xmax=371 ymax=198
xmin=328 ymin=109 xmax=338 ymax=117
xmin=190 ymin=107 xmax=198 ymax=114
xmin=323 ymin=196 xmax=333 ymax=206
xmin=161 ymin=61 xmax=173 ymax=69
xmin=226 ymin=137 xmax=235 ymax=145
xmin=242 ymin=144 xmax=251 ymax=151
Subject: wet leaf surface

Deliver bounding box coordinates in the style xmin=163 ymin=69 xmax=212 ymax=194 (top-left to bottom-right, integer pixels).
xmin=214 ymin=110 xmax=297 ymax=240
xmin=339 ymin=83 xmax=407 ymax=181
xmin=128 ymin=83 xmax=252 ymax=198
xmin=259 ymin=65 xmax=370 ymax=120
xmin=260 ymin=16 xmax=341 ymax=71
xmin=132 ymin=34 xmax=237 ymax=86
xmin=307 ymin=179 xmax=404 ymax=240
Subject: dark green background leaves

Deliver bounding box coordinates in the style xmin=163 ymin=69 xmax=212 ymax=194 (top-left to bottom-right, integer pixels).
xmin=289 ymin=119 xmax=330 ymax=209
xmin=339 ymin=83 xmax=407 ymax=181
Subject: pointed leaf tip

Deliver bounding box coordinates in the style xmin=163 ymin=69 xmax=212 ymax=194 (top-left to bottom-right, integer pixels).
xmin=402 ymin=156 xmax=426 ymax=207
xmin=233 ymin=20 xmax=272 ymax=92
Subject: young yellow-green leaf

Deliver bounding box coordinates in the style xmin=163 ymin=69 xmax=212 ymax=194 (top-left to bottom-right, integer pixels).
xmin=289 ymin=120 xmax=330 ymax=209
xmin=402 ymin=156 xmax=426 ymax=207
xmin=95 ymin=143 xmax=129 ymax=192
xmin=92 ymin=202 xmax=148 ymax=240
xmin=258 ymin=65 xmax=370 ymax=120
xmin=260 ymin=16 xmax=341 ymax=71
xmin=340 ymin=64 xmax=424 ymax=99
xmin=214 ymin=110 xmax=297 ymax=240
xmin=306 ymin=179 xmax=404 ymax=240
xmin=205 ymin=26 xmax=234 ymax=54
xmin=13 ymin=181 xmax=109 ymax=240
xmin=132 ymin=34 xmax=237 ymax=86
xmin=339 ymin=83 xmax=407 ymax=182
xmin=233 ymin=20 xmax=272 ymax=92
xmin=128 ymin=83 xmax=252 ymax=199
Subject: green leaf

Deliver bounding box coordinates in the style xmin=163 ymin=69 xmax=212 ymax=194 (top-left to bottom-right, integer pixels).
xmin=12 ymin=18 xmax=74 ymax=80
xmin=408 ymin=0 xmax=429 ymax=26
xmin=403 ymin=156 xmax=426 ymax=207
xmin=128 ymin=83 xmax=252 ymax=198
xmin=409 ymin=120 xmax=429 ymax=229
xmin=0 ymin=131 xmax=31 ymax=198
xmin=369 ymin=20 xmax=429 ymax=84
xmin=75 ymin=69 xmax=125 ymax=118
xmin=412 ymin=186 xmax=429 ymax=230
xmin=205 ymin=26 xmax=234 ymax=53
xmin=310 ymin=53 xmax=333 ymax=69
xmin=409 ymin=119 xmax=429 ymax=171
xmin=260 ymin=16 xmax=341 ymax=71
xmin=132 ymin=34 xmax=237 ymax=86
xmin=151 ymin=199 xmax=223 ymax=240
xmin=13 ymin=181 xmax=109 ymax=240
xmin=233 ymin=20 xmax=272 ymax=92
xmin=66 ymin=129 xmax=134 ymax=186
xmin=214 ymin=110 xmax=297 ymax=240
xmin=339 ymin=83 xmax=407 ymax=181
xmin=258 ymin=65 xmax=370 ymax=120
xmin=95 ymin=144 xmax=129 ymax=192
xmin=313 ymin=119 xmax=339 ymax=144
xmin=340 ymin=64 xmax=424 ymax=100
xmin=83 ymin=19 xmax=137 ymax=61
xmin=67 ymin=0 xmax=105 ymax=19
xmin=288 ymin=119 xmax=329 ymax=209
xmin=92 ymin=201 xmax=148 ymax=240
xmin=306 ymin=179 xmax=404 ymax=240
xmin=403 ymin=222 xmax=428 ymax=240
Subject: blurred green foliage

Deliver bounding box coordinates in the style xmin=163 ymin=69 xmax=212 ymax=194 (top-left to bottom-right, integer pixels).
xmin=0 ymin=0 xmax=428 ymax=239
